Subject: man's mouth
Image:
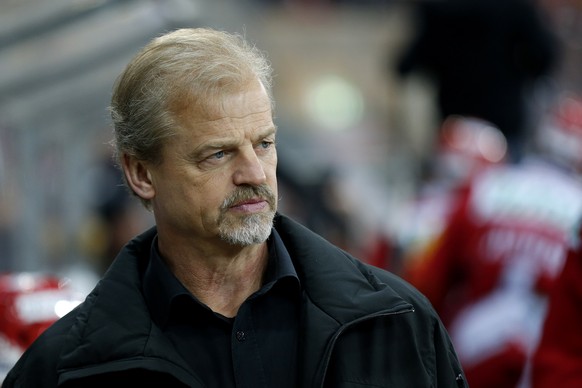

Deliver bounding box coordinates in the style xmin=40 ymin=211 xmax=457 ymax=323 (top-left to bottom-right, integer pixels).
xmin=230 ymin=198 xmax=268 ymax=213
xmin=222 ymin=184 xmax=276 ymax=214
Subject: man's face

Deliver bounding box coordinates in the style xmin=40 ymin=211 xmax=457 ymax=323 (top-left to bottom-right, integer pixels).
xmin=146 ymin=80 xmax=278 ymax=247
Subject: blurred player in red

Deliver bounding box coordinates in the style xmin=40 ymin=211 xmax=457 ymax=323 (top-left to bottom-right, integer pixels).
xmin=387 ymin=115 xmax=508 ymax=273
xmin=402 ymin=92 xmax=582 ymax=388
xmin=532 ymin=222 xmax=582 ymax=387
xmin=0 ymin=273 xmax=82 ymax=382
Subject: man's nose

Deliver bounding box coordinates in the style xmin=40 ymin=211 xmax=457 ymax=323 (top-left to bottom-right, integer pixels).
xmin=233 ymin=147 xmax=267 ymax=186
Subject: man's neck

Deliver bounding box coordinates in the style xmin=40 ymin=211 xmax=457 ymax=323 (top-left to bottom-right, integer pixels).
xmin=160 ymin=242 xmax=269 ymax=318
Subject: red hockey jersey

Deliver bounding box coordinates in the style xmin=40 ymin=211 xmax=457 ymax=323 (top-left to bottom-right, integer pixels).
xmin=404 ymin=158 xmax=582 ymax=388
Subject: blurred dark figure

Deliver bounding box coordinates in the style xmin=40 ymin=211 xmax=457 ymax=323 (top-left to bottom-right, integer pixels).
xmin=277 ymin=164 xmax=354 ymax=253
xmin=397 ymin=0 xmax=559 ymax=160
xmin=80 ymin=157 xmax=151 ymax=275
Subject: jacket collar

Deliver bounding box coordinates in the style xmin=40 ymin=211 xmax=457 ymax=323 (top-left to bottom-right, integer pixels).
xmin=273 ymin=213 xmax=412 ymax=323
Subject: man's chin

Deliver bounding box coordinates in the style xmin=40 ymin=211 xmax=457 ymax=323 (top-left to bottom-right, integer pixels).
xmin=218 ymin=211 xmax=275 ymax=246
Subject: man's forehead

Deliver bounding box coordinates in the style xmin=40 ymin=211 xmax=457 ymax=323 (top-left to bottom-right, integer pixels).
xmin=176 ymin=93 xmax=273 ymax=130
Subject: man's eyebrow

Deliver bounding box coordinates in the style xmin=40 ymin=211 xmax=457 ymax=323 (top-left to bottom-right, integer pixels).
xmin=256 ymin=125 xmax=278 ymax=139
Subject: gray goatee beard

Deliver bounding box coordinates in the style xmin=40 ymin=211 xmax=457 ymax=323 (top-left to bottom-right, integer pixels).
xmin=218 ymin=184 xmax=277 ymax=246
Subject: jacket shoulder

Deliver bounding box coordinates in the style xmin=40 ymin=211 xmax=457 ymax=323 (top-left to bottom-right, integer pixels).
xmin=274 ymin=213 xmax=437 ymax=318
xmin=366 ymin=261 xmax=439 ymax=318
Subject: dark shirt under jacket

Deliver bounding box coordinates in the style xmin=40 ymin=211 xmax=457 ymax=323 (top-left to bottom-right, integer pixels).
xmin=142 ymin=229 xmax=302 ymax=388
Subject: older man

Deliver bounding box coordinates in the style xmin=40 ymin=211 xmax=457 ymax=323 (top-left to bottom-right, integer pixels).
xmin=4 ymin=28 xmax=465 ymax=387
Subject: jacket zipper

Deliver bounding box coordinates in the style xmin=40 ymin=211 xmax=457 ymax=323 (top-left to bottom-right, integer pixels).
xmin=316 ymin=305 xmax=415 ymax=388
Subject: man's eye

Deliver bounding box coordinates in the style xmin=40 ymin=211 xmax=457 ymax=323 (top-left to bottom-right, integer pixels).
xmin=211 ymin=150 xmax=225 ymax=159
xmin=260 ymin=141 xmax=273 ymax=149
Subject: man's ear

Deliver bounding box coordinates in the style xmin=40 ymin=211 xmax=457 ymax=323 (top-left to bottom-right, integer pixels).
xmin=121 ymin=153 xmax=155 ymax=201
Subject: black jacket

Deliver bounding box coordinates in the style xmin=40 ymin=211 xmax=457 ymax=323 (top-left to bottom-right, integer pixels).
xmin=4 ymin=214 xmax=466 ymax=387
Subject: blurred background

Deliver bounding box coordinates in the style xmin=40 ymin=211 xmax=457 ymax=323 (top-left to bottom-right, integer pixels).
xmin=0 ymin=0 xmax=582 ymax=284
xmin=3 ymin=0 xmax=581 ymax=274
xmin=1 ymin=0 xmax=582 ymax=383
xmin=0 ymin=0 xmax=419 ymax=277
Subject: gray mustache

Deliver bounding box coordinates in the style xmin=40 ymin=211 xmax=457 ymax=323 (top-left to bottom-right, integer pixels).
xmin=221 ymin=184 xmax=276 ymax=210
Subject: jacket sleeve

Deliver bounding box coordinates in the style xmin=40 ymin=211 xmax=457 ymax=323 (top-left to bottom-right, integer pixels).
xmin=432 ymin=315 xmax=468 ymax=387
xmin=368 ymin=266 xmax=468 ymax=387
xmin=405 ymin=277 xmax=468 ymax=388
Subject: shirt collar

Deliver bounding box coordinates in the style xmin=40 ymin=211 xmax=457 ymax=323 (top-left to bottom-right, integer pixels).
xmin=142 ymin=229 xmax=300 ymax=327
xmin=263 ymin=228 xmax=300 ymax=289
xmin=142 ymin=235 xmax=191 ymax=327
